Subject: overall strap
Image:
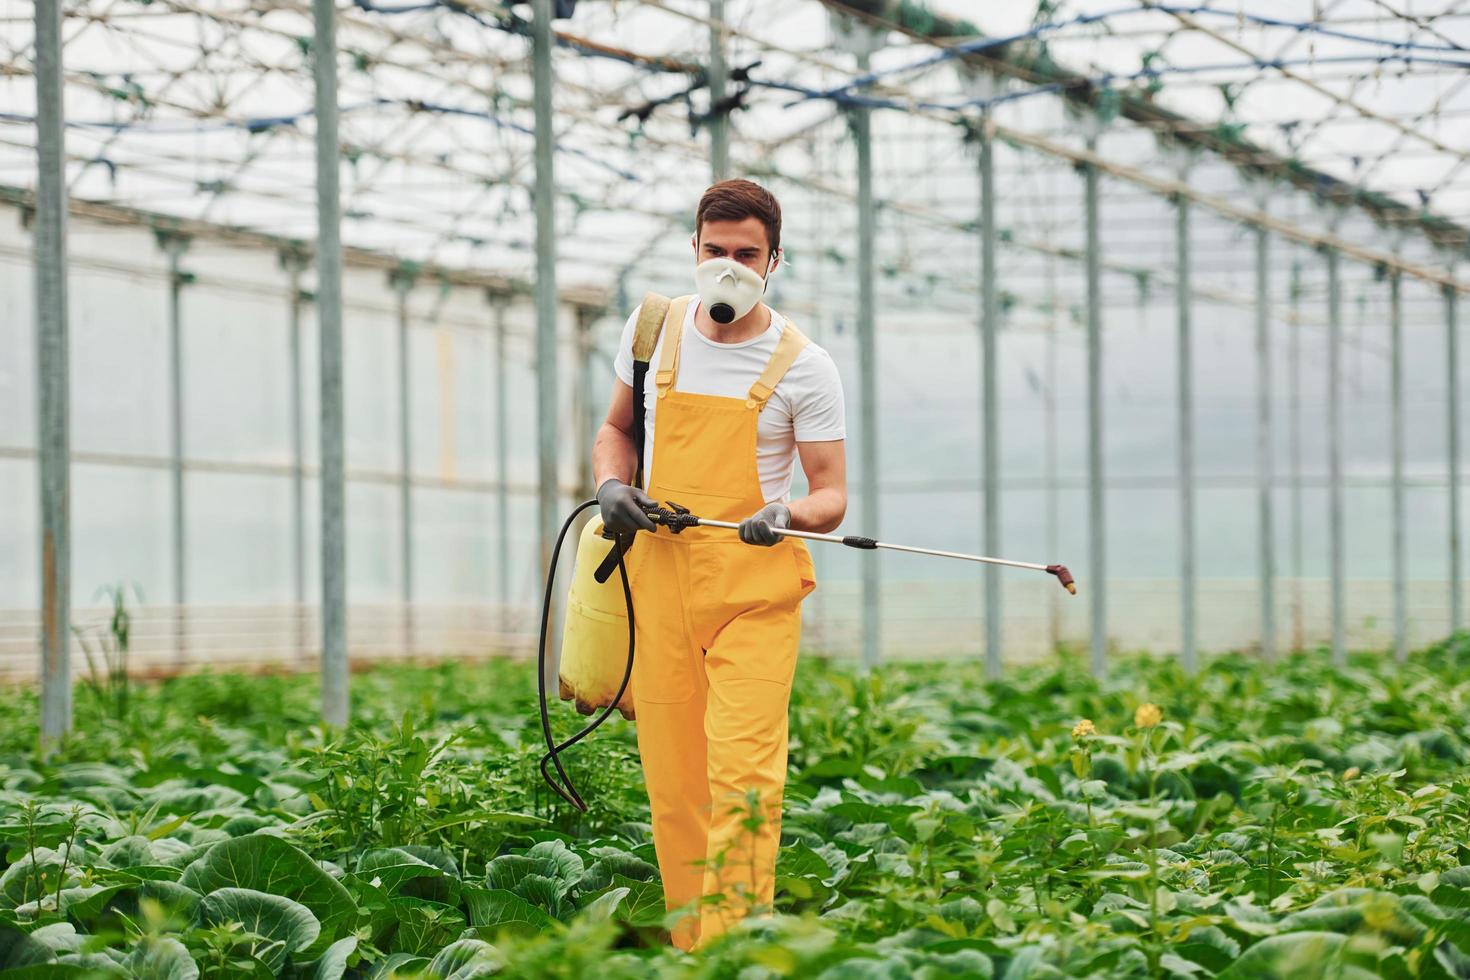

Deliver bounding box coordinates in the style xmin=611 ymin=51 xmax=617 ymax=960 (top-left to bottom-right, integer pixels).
xmin=746 ymin=319 xmax=811 ymax=410
xmin=653 ymin=295 xmax=694 ymax=398
xmin=630 ymin=292 xmax=671 ymax=490
xmin=632 ymin=292 xmax=671 ymax=362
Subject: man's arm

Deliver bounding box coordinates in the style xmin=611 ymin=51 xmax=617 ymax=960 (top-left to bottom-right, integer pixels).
xmin=786 ymin=439 xmax=846 ymax=534
xmin=592 ymin=378 xmax=639 ymax=491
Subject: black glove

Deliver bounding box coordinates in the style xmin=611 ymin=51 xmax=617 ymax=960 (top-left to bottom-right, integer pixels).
xmin=739 ymin=502 xmax=791 ymax=547
xmin=597 ymin=478 xmax=657 ymax=535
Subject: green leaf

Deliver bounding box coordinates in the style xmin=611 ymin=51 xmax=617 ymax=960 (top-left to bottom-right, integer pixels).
xmin=198 ymin=887 xmax=321 ymax=973
xmin=297 ymin=935 xmax=356 ymax=980
xmin=609 ymin=874 xmax=665 ymax=928
xmin=3 ymin=964 xmax=124 ymax=978
xmin=778 ymin=841 xmax=834 ymax=881
xmin=0 ymin=926 xmax=54 ymax=969
xmin=124 ymin=937 xmax=198 ymax=980
xmin=26 ymin=924 xmax=80 ymax=956
xmin=578 ymin=886 xmax=629 ymax=922
xmin=139 ymin=879 xmax=202 ymax=918
xmin=386 ymin=897 xmax=466 ymax=957
xmin=1 ymin=848 xmax=79 ymax=909
xmin=396 ymin=846 xmax=459 ymax=880
xmin=424 ymin=939 xmax=505 ymax=979
xmin=526 ymin=840 xmax=583 ymax=887
xmin=1217 ymin=932 xmax=1375 ymax=979
xmin=575 ymin=853 xmax=658 ymax=893
xmin=354 ymin=849 xmax=456 ymax=904
xmin=178 ymin=835 xmax=355 ymax=957
xmin=364 ymin=952 xmax=430 ymax=979
xmin=463 ymin=887 xmax=558 ymax=937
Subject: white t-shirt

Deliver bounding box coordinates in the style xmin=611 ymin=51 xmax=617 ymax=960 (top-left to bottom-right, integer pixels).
xmin=613 ymin=299 xmax=846 ymax=505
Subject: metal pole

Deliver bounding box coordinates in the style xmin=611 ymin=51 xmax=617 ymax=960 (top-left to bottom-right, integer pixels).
xmin=283 ymin=251 xmax=308 ymax=661
xmin=160 ymin=232 xmax=190 ymax=667
xmin=575 ymin=307 xmax=597 ymax=500
xmin=1084 ymin=151 xmax=1106 ymax=678
xmin=532 ymin=0 xmax=559 ymax=588
xmin=1390 ymin=270 xmax=1406 ymax=662
xmin=392 ymin=268 xmax=414 ymax=658
xmin=1175 ymin=193 xmax=1196 ymax=673
xmin=1325 ymin=245 xmax=1346 ymax=665
xmin=708 ymin=0 xmax=729 ymax=181
xmin=1255 ymin=223 xmax=1276 ymax=661
xmin=314 ymin=0 xmax=348 ymax=727
xmin=978 ymin=115 xmax=1001 ymax=679
xmin=1045 ymin=235 xmax=1060 ymax=655
xmin=493 ymin=295 xmax=512 ymax=636
xmin=852 ymin=51 xmax=880 ymax=670
xmin=1448 ymin=281 xmax=1463 ymax=634
xmin=1290 ymin=262 xmax=1304 ymax=652
xmin=35 ymin=0 xmax=71 ymax=747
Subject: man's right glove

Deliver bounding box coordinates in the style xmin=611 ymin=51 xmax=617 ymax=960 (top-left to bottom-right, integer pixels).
xmin=597 ymin=478 xmax=657 ymax=535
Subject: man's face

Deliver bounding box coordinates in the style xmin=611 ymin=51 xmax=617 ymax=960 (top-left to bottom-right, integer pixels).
xmin=693 ymin=216 xmax=778 ymax=277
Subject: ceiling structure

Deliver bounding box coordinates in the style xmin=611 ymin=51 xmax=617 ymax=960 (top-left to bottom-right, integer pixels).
xmin=2 ymin=0 xmax=1468 ymax=307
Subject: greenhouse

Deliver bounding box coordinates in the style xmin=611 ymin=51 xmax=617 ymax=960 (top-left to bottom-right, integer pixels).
xmin=3 ymin=0 xmax=1470 ymax=976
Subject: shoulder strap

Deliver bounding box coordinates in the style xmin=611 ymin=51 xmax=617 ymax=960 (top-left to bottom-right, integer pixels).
xmin=653 ymin=295 xmax=694 ymax=397
xmin=631 ymin=292 xmax=672 ymax=491
xmin=632 ymin=292 xmax=671 ymax=362
xmin=746 ymin=318 xmax=811 ymax=410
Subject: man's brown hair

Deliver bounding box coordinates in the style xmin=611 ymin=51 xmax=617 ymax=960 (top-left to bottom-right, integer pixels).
xmin=695 ymin=179 xmax=782 ymax=258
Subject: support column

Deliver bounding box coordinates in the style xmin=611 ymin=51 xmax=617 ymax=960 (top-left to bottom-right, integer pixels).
xmin=977 ymin=115 xmax=1001 ymax=679
xmin=314 ymin=0 xmax=348 ymax=727
xmin=532 ymin=0 xmax=559 ymax=591
xmin=391 ymin=266 xmax=415 ymax=658
xmin=574 ymin=306 xmax=597 ymax=501
xmin=1325 ymin=244 xmax=1346 ymax=666
xmin=1174 ymin=192 xmax=1196 ymax=672
xmin=1084 ymin=150 xmax=1106 ymax=678
xmin=1389 ymin=269 xmax=1406 ymax=661
xmin=852 ymin=51 xmax=880 ymax=670
xmin=1448 ymin=280 xmax=1462 ymax=634
xmin=708 ymin=0 xmax=729 ymax=181
xmin=1254 ymin=222 xmax=1276 ymax=661
xmin=158 ymin=231 xmax=191 ymax=667
xmin=35 ymin=0 xmax=71 ymax=747
xmin=1044 ymin=224 xmax=1060 ymax=656
xmin=492 ymin=294 xmax=512 ymax=636
xmin=282 ymin=250 xmax=310 ymax=661
xmin=1290 ymin=262 xmax=1304 ymax=652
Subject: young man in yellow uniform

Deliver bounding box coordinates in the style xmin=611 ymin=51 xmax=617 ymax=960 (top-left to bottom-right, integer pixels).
xmin=590 ymin=179 xmax=848 ymax=951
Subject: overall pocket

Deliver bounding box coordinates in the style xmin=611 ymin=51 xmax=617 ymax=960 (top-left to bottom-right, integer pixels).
xmin=790 ymin=539 xmax=817 ymax=600
xmin=628 ymin=540 xmax=697 ymax=704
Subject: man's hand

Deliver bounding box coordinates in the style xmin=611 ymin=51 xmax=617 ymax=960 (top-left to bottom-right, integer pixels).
xmin=739 ymin=502 xmax=791 ymax=547
xmin=598 ymin=478 xmax=657 ymax=535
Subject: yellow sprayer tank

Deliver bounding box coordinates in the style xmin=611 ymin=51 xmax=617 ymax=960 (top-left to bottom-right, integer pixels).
xmin=558 ymin=517 xmax=637 ymax=720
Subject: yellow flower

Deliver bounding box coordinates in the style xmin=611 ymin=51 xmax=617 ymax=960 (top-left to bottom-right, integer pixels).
xmin=1134 ymin=703 xmax=1162 ymax=728
xmin=1072 ymin=719 xmax=1097 ymax=739
xmin=1343 ymin=767 xmax=1360 ymax=780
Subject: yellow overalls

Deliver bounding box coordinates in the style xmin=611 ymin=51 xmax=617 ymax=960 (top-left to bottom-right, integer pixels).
xmin=624 ymin=295 xmax=817 ymax=951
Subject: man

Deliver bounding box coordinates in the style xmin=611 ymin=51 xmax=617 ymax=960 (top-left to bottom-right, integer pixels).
xmin=590 ymin=179 xmax=847 ymax=951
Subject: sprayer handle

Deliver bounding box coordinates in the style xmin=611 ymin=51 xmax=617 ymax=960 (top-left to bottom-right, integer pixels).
xmin=593 ymin=530 xmax=633 ymax=584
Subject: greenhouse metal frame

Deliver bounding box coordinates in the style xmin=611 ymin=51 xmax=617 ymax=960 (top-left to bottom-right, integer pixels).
xmin=5 ymin=0 xmax=1468 ymax=743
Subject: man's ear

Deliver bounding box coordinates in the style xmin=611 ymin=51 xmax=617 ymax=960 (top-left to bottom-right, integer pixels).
xmin=768 ymin=248 xmax=781 ymax=275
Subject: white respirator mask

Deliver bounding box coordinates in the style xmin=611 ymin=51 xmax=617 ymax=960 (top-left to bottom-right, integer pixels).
xmin=694 ymin=254 xmax=775 ymax=324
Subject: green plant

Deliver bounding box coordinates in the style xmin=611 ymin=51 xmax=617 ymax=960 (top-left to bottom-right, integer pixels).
xmin=74 ymin=581 xmax=144 ymax=721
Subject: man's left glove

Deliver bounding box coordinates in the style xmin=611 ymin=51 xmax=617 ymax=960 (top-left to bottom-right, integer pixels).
xmin=738 ymin=502 xmax=791 ymax=547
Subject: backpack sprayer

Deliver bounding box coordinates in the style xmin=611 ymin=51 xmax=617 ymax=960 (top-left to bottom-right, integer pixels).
xmin=536 ymin=498 xmax=1076 ymax=811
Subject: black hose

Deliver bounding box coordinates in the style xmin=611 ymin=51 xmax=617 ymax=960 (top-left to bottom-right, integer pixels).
xmin=536 ymin=499 xmax=638 ymax=812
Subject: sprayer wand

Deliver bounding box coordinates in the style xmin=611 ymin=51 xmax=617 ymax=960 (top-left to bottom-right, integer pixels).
xmin=638 ymin=500 xmax=1077 ymax=594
